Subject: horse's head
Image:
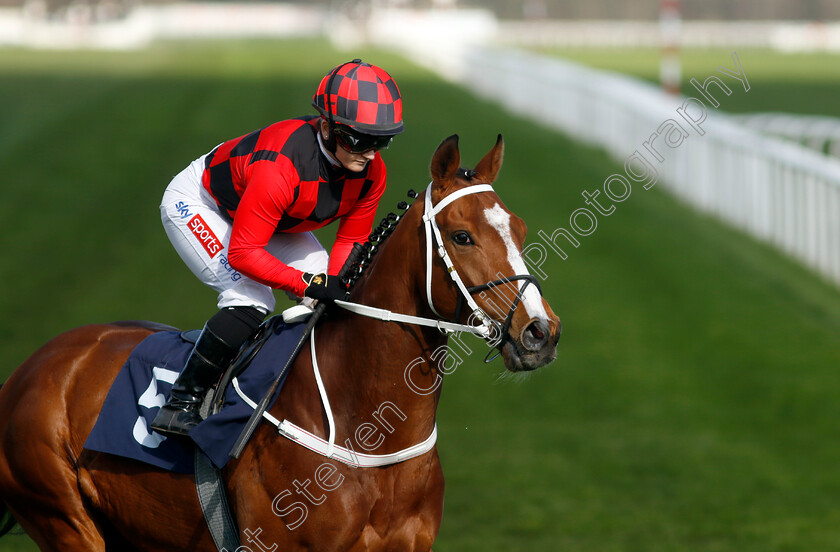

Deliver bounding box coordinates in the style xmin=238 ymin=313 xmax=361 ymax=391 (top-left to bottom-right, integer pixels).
xmin=424 ymin=134 xmax=561 ymax=371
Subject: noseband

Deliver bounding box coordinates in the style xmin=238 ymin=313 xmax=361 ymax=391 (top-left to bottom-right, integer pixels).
xmin=336 ymin=181 xmax=542 ymax=351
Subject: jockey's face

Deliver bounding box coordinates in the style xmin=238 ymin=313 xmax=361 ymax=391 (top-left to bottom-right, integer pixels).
xmin=321 ymin=119 xmax=378 ymax=173
xmin=334 ymin=142 xmax=376 ymax=172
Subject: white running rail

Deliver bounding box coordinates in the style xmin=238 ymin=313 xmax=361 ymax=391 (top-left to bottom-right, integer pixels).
xmin=368 ymin=12 xmax=840 ymax=288
xmin=731 ymin=113 xmax=840 ymax=158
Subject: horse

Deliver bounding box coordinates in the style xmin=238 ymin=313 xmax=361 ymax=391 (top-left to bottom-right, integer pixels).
xmin=0 ymin=134 xmax=560 ymax=551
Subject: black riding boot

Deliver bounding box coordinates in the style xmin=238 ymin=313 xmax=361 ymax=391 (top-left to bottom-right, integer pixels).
xmin=150 ymin=324 xmax=238 ymax=437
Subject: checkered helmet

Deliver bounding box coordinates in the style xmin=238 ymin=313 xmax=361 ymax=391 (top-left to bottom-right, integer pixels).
xmin=313 ymin=59 xmax=404 ymax=136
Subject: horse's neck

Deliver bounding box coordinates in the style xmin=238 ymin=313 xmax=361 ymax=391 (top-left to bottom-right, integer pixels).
xmin=316 ymin=206 xmax=448 ymax=449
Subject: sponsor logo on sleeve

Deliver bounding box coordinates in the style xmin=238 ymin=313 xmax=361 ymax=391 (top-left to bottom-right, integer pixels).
xmin=175 ymin=201 xmax=192 ymax=219
xmin=188 ymin=214 xmax=223 ymax=258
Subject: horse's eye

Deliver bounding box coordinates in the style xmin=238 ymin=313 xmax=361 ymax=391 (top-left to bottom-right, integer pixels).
xmin=451 ymin=231 xmax=474 ymax=246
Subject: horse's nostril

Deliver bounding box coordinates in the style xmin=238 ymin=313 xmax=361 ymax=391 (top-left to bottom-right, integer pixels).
xmin=521 ymin=320 xmax=549 ymax=351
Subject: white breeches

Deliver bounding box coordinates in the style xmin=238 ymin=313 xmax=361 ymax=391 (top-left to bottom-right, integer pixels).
xmin=160 ymin=154 xmax=329 ymax=314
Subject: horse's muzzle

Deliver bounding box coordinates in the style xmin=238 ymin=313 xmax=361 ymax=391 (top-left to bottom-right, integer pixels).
xmin=502 ymin=317 xmax=561 ymax=372
xmin=520 ymin=319 xmax=551 ymax=352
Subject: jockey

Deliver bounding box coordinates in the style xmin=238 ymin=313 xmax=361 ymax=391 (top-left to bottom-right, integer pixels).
xmin=151 ymin=59 xmax=404 ymax=437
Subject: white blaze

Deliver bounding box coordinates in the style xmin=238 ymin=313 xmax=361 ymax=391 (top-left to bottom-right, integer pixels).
xmin=483 ymin=203 xmax=548 ymax=321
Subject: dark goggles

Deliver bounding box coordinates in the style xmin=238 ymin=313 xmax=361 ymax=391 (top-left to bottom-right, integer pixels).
xmin=333 ymin=126 xmax=394 ymax=153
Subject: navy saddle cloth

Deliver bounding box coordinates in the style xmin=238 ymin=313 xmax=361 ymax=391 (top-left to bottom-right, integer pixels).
xmin=84 ymin=320 xmax=306 ymax=473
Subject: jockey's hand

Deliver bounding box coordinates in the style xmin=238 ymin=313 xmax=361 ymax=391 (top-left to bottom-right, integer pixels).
xmin=302 ymin=273 xmax=349 ymax=303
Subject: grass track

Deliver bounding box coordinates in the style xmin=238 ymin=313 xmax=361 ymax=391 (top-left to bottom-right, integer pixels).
xmin=1 ymin=40 xmax=840 ymax=551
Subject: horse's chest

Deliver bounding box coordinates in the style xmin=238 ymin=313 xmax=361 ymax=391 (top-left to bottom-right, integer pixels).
xmin=245 ymin=457 xmax=443 ymax=550
xmin=344 ymin=461 xmax=444 ymax=550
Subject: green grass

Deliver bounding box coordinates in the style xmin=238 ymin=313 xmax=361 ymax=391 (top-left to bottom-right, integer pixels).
xmin=537 ymin=47 xmax=840 ymax=117
xmin=2 ymin=41 xmax=840 ymax=551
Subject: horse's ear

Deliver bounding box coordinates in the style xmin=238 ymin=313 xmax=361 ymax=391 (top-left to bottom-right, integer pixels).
xmin=430 ymin=134 xmax=461 ymax=194
xmin=473 ymin=134 xmax=504 ymax=184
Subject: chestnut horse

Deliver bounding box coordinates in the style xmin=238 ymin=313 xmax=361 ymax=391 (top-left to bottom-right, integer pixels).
xmin=0 ymin=135 xmax=560 ymax=551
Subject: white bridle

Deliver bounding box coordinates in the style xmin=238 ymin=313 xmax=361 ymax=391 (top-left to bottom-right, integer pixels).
xmin=335 ymin=180 xmax=498 ymax=340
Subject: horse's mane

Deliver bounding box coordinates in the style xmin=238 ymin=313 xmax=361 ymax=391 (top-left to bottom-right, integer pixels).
xmin=339 ymin=188 xmax=420 ymax=293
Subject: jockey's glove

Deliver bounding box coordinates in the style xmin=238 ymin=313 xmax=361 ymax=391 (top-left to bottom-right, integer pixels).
xmin=302 ymin=272 xmax=349 ymax=303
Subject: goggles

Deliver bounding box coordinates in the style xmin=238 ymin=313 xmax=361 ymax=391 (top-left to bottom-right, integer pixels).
xmin=333 ymin=125 xmax=394 ymax=153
